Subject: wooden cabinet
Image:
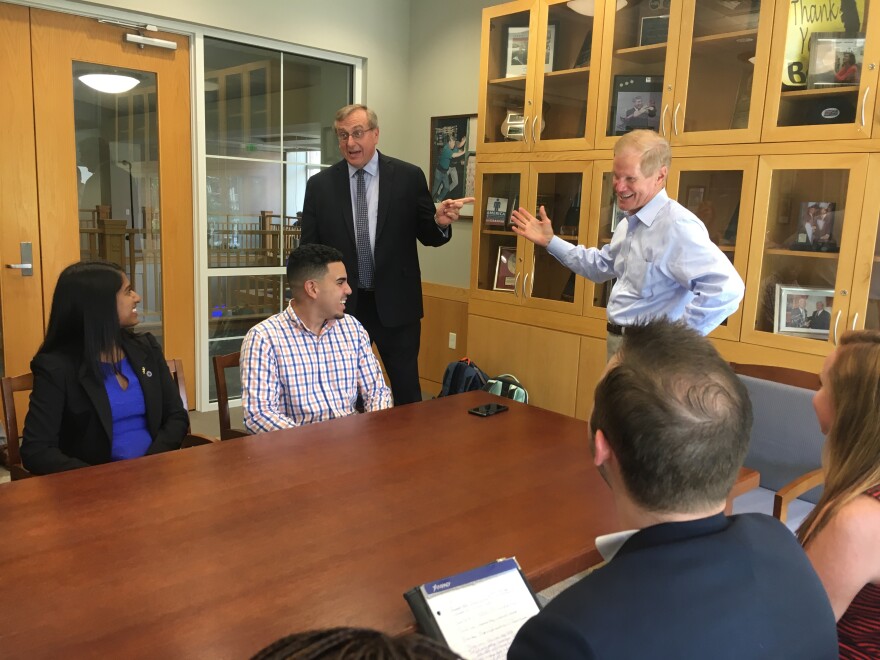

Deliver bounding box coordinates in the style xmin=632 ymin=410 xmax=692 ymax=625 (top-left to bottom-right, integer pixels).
xmin=471 ymin=160 xmax=592 ymax=316
xmin=594 ymin=0 xmax=775 ymax=148
xmin=741 ymin=153 xmax=869 ymax=353
xmin=478 ymin=0 xmax=605 ymax=153
xmin=473 ymin=0 xmax=880 ymax=420
xmin=763 ymin=0 xmax=880 ymax=142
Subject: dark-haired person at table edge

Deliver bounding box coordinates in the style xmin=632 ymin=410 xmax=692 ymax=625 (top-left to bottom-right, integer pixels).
xmin=508 ymin=320 xmax=837 ymax=660
xmin=20 ymin=261 xmax=188 ymax=475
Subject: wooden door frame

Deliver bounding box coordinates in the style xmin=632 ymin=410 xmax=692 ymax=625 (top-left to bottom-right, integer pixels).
xmin=30 ymin=8 xmax=195 ymax=404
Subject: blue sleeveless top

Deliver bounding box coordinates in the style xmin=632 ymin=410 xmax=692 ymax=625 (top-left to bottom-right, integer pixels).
xmin=102 ymin=357 xmax=151 ymax=461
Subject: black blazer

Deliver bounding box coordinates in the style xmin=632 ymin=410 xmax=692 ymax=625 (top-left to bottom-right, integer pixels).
xmin=508 ymin=514 xmax=838 ymax=660
xmin=300 ymin=151 xmax=450 ymax=327
xmin=20 ymin=332 xmax=189 ymax=475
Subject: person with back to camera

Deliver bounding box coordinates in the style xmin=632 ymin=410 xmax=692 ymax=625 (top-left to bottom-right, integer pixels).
xmin=20 ymin=261 xmax=189 ymax=475
xmin=507 ymin=320 xmax=837 ymax=660
xmin=798 ymin=330 xmax=880 ymax=658
xmin=510 ymin=130 xmax=744 ymax=359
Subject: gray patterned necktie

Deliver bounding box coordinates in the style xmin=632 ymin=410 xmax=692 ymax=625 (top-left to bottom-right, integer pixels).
xmin=355 ymin=169 xmax=374 ymax=289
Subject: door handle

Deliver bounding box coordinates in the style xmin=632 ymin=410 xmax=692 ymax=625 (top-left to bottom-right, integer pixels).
xmin=661 ymin=104 xmax=669 ymax=137
xmin=532 ymin=116 xmax=538 ymax=144
xmin=833 ymin=310 xmax=842 ymax=345
xmin=523 ymin=273 xmax=530 ymax=299
xmin=673 ymin=103 xmax=681 ymax=136
xmin=852 ymin=312 xmax=860 ymax=330
xmin=6 ymin=242 xmax=33 ymax=276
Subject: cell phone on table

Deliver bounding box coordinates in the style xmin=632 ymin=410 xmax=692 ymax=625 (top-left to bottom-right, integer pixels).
xmin=468 ymin=403 xmax=509 ymax=417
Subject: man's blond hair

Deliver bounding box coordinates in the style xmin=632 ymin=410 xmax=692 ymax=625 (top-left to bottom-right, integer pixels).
xmin=614 ymin=130 xmax=670 ymax=176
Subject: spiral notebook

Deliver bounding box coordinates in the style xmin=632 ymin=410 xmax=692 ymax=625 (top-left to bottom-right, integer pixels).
xmin=404 ymin=557 xmax=541 ymax=659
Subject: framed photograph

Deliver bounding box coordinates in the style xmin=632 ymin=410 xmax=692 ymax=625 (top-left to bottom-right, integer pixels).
xmin=505 ymin=26 xmax=530 ymax=77
xmin=609 ymin=75 xmax=663 ymax=136
xmin=544 ymin=23 xmax=557 ymax=73
xmin=686 ymin=186 xmax=706 ymax=213
xmin=791 ymin=201 xmax=838 ymax=252
xmin=429 ymin=114 xmax=475 ymax=217
xmin=639 ymin=15 xmax=670 ymax=47
xmin=485 ymin=196 xmax=509 ymax=226
xmin=774 ymin=285 xmax=834 ymax=337
xmin=504 ymin=24 xmax=557 ymax=77
xmin=807 ymin=33 xmax=865 ymax=89
xmin=494 ymin=246 xmax=517 ymax=292
xmin=574 ymin=31 xmax=592 ymax=68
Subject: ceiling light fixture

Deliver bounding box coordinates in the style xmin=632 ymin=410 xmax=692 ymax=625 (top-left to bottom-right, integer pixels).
xmin=567 ymin=0 xmax=627 ymax=16
xmin=78 ymin=74 xmax=140 ymax=94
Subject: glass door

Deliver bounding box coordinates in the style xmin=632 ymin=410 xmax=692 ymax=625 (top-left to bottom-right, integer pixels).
xmin=667 ymin=156 xmax=758 ymax=340
xmin=0 ymin=5 xmax=195 ymax=399
xmin=742 ymin=154 xmax=868 ymax=354
xmin=763 ymin=0 xmax=880 ymax=141
xmin=669 ymin=0 xmax=773 ymax=145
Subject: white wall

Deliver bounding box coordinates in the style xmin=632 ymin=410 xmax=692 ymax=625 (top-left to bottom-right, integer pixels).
xmin=70 ymin=0 xmax=504 ymax=287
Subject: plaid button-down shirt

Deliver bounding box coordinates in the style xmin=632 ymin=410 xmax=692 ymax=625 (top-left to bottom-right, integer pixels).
xmin=241 ymin=304 xmax=392 ymax=433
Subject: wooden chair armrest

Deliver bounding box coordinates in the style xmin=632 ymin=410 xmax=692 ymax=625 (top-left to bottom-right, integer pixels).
xmin=181 ymin=433 xmax=219 ymax=448
xmin=773 ymin=468 xmax=824 ymax=524
xmin=9 ymin=464 xmax=33 ymax=481
xmin=220 ymin=428 xmax=250 ymax=441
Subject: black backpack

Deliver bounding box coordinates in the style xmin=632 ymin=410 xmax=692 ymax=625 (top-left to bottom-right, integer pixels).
xmin=439 ymin=358 xmax=489 ymax=397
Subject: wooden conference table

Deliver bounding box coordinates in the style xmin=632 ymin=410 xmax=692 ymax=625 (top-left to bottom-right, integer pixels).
xmin=0 ymin=392 xmax=756 ymax=658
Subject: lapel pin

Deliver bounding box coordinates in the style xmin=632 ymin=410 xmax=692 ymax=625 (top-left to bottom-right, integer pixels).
xmin=142 ymin=367 xmax=146 ymax=374
xmin=146 ymin=370 xmax=152 ymax=377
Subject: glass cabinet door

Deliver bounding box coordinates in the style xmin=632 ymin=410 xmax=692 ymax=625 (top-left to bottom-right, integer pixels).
xmin=584 ymin=161 xmax=616 ymax=319
xmin=472 ymin=163 xmax=528 ymax=302
xmin=849 ymin=154 xmax=880 ymax=332
xmin=667 ymin=156 xmax=758 ymax=340
xmin=523 ymin=162 xmax=591 ymax=314
xmin=479 ymin=1 xmax=538 ymax=154
xmin=532 ymin=0 xmax=601 ymax=150
xmin=670 ymin=0 xmax=773 ymax=145
xmin=595 ymin=0 xmax=686 ymax=148
xmin=742 ymin=154 xmax=868 ymax=353
xmin=763 ymin=0 xmax=879 ymax=141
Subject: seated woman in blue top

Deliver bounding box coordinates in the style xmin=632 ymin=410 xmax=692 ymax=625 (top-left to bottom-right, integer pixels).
xmin=21 ymin=261 xmax=189 ymax=475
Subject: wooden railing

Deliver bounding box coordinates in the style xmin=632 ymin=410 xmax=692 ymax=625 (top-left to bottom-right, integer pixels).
xmin=207 ymin=211 xmax=300 ymax=268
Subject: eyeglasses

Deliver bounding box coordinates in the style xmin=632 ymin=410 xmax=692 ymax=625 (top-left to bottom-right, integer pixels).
xmin=336 ymin=127 xmax=374 ymax=142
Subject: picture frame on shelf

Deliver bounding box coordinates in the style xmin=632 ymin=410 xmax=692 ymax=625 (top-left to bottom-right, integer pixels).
xmin=504 ymin=26 xmax=529 ymax=77
xmin=429 ymin=114 xmax=475 ymax=215
xmin=574 ymin=31 xmax=592 ymax=68
xmin=610 ymin=75 xmax=663 ymax=136
xmin=685 ymin=186 xmax=706 ymax=213
xmin=791 ymin=201 xmax=838 ymax=252
xmin=485 ymin=197 xmax=509 ymax=226
xmin=639 ymin=15 xmax=670 ymax=47
xmin=494 ymin=246 xmax=518 ymax=292
xmin=774 ymin=285 xmax=833 ymax=338
xmin=544 ymin=23 xmax=558 ymax=73
xmin=504 ymin=24 xmax=557 ymax=77
xmin=807 ymin=33 xmax=865 ymax=89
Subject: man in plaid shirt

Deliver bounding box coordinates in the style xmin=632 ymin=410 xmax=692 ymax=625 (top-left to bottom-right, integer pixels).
xmin=241 ymin=244 xmax=392 ymax=433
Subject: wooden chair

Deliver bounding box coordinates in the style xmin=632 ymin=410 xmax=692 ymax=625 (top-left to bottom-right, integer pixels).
xmin=165 ymin=358 xmax=217 ymax=447
xmin=730 ymin=363 xmax=825 ymax=528
xmin=1 ymin=372 xmax=34 ymax=480
xmin=212 ymin=351 xmax=249 ymax=440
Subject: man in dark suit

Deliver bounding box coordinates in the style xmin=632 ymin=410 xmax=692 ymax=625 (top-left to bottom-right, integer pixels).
xmin=508 ymin=320 xmax=837 ymax=660
xmin=301 ymin=104 xmax=473 ymax=404
xmin=808 ymin=300 xmax=831 ymax=330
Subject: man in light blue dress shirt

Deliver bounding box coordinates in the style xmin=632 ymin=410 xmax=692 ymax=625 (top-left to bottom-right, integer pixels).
xmin=510 ymin=130 xmax=744 ymax=358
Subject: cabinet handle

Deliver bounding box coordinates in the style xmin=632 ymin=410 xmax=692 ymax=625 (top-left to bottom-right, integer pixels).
xmin=661 ymin=104 xmax=669 ymax=137
xmin=852 ymin=312 xmax=860 ymax=330
xmin=514 ymin=271 xmax=522 ymax=297
xmin=523 ymin=273 xmax=530 ymax=299
xmin=861 ymin=86 xmax=870 ymax=127
xmin=522 ymin=115 xmax=530 ymax=146
xmin=532 ymin=116 xmax=538 ymax=143
xmin=833 ymin=310 xmax=842 ymax=345
xmin=673 ymin=103 xmax=681 ymax=136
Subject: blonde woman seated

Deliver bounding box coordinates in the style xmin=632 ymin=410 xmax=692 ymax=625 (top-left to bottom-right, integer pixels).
xmin=800 ymin=330 xmax=880 ymax=658
xmin=21 ymin=261 xmax=189 ymax=474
